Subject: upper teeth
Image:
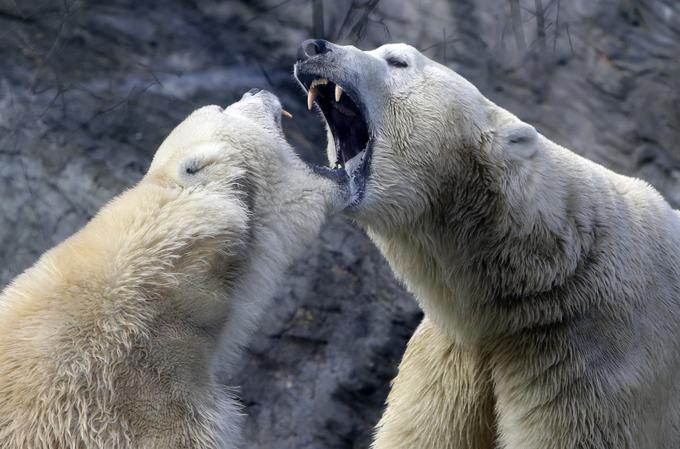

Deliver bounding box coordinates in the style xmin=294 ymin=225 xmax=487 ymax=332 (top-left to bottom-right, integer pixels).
xmin=310 ymin=78 xmax=328 ymax=88
xmin=307 ymin=86 xmax=318 ymax=110
xmin=307 ymin=78 xmax=344 ymax=110
xmin=307 ymin=78 xmax=327 ymax=111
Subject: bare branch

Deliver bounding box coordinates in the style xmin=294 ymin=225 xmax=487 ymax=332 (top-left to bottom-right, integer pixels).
xmin=347 ymin=0 xmax=381 ymax=44
xmin=553 ymin=0 xmax=561 ymax=52
xmin=245 ymin=0 xmax=296 ymax=25
xmin=335 ymin=0 xmax=382 ymax=44
xmin=565 ymin=22 xmax=574 ymax=54
xmin=312 ymin=0 xmax=325 ymax=39
xmin=255 ymin=59 xmax=275 ymax=88
xmin=0 ymin=8 xmax=36 ymax=24
xmin=419 ymin=36 xmax=461 ymax=54
xmin=334 ymin=1 xmax=357 ymax=42
xmin=508 ymin=0 xmax=527 ymax=52
xmin=534 ymin=0 xmax=546 ymax=57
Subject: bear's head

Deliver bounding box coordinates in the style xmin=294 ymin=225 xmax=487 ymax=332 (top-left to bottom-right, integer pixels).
xmin=145 ymin=88 xmax=342 ymax=230
xmin=295 ymin=40 xmax=538 ymax=233
xmin=149 ymin=89 xmax=300 ymax=205
xmin=113 ymin=89 xmax=342 ymax=343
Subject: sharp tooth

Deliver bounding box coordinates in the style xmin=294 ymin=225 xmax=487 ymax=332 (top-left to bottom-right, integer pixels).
xmin=281 ymin=109 xmax=293 ymax=119
xmin=307 ymin=86 xmax=318 ymax=110
xmin=335 ymin=85 xmax=343 ymax=102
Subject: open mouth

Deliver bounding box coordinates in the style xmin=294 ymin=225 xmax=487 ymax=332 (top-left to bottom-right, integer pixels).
xmin=295 ymin=71 xmax=372 ymax=205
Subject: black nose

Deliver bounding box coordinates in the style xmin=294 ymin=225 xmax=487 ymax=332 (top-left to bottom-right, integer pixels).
xmin=298 ymin=39 xmax=331 ymax=61
xmin=241 ymin=87 xmax=264 ymax=100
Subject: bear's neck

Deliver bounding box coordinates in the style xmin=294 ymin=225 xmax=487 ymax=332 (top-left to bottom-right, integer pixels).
xmin=214 ymin=172 xmax=338 ymax=373
xmin=366 ymin=141 xmax=628 ymax=345
xmin=367 ymin=221 xmax=496 ymax=345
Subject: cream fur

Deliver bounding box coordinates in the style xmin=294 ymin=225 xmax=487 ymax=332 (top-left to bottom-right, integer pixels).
xmin=318 ymin=43 xmax=680 ymax=448
xmin=0 ymin=90 xmax=341 ymax=449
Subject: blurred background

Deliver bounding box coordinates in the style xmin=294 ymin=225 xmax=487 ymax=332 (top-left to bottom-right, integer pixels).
xmin=1 ymin=0 xmax=679 ymax=447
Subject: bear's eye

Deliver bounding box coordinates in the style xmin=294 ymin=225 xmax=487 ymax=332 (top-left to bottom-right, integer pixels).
xmin=386 ymin=56 xmax=408 ymax=68
xmin=184 ymin=160 xmax=203 ymax=175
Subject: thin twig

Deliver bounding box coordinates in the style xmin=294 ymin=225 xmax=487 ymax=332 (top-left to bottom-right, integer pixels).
xmin=553 ymin=0 xmax=561 ymax=52
xmin=509 ymin=0 xmax=527 ymax=52
xmin=312 ymin=0 xmax=325 ymax=39
xmin=419 ymin=36 xmax=461 ymax=54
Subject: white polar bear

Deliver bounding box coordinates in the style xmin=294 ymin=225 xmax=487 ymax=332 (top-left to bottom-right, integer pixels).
xmin=0 ymin=90 xmax=342 ymax=449
xmin=295 ymin=40 xmax=680 ymax=449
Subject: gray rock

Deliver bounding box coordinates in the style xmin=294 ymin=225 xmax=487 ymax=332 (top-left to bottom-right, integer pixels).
xmin=1 ymin=1 xmax=679 ymax=447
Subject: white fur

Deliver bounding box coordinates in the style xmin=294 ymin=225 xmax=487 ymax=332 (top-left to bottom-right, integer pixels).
xmin=321 ymin=43 xmax=680 ymax=449
xmin=0 ymin=91 xmax=341 ymax=449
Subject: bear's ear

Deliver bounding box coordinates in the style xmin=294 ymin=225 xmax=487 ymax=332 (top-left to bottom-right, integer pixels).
xmin=501 ymin=121 xmax=538 ymax=160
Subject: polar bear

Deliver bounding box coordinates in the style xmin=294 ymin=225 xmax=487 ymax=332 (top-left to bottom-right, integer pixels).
xmin=0 ymin=89 xmax=342 ymax=449
xmin=295 ymin=40 xmax=680 ymax=449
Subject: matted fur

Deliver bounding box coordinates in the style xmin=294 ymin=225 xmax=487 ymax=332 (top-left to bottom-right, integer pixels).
xmin=313 ymin=42 xmax=680 ymax=449
xmin=0 ymin=91 xmax=341 ymax=449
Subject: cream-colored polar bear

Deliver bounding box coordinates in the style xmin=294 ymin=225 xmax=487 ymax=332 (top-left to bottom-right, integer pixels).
xmin=0 ymin=89 xmax=341 ymax=449
xmin=295 ymin=40 xmax=680 ymax=449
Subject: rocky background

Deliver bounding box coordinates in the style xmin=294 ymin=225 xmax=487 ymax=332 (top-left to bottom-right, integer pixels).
xmin=1 ymin=0 xmax=679 ymax=447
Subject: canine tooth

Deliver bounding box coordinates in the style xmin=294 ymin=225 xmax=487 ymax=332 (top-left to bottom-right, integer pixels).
xmin=307 ymin=86 xmax=318 ymax=110
xmin=281 ymin=109 xmax=293 ymax=119
xmin=335 ymin=85 xmax=343 ymax=102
